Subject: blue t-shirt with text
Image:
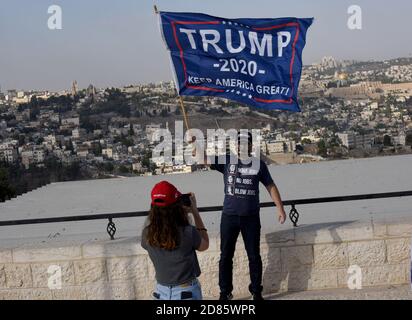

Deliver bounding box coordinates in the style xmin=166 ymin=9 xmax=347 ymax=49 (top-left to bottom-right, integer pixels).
xmin=211 ymin=156 xmax=274 ymax=216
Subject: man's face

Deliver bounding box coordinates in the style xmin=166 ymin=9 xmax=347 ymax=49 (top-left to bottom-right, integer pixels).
xmin=237 ymin=140 xmax=252 ymax=159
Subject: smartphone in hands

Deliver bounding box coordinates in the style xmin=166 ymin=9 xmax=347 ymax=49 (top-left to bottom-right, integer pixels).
xmin=180 ymin=193 xmax=192 ymax=207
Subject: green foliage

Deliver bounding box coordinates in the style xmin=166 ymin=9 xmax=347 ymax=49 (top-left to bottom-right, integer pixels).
xmin=18 ymin=95 xmax=74 ymax=114
xmin=118 ymin=165 xmax=131 ymax=174
xmin=141 ymin=151 xmax=156 ymax=173
xmin=80 ymin=88 xmax=131 ymax=118
xmin=0 ymin=165 xmax=16 ymax=201
xmin=375 ymin=123 xmax=386 ymax=130
xmin=0 ymin=158 xmax=93 ymax=202
xmin=114 ymin=134 xmax=134 ymax=147
xmin=92 ymin=143 xmax=102 ymax=156
xmin=383 ymin=135 xmax=392 ymax=146
xmin=160 ymin=109 xmax=169 ymax=117
xmin=301 ymin=138 xmax=312 ymax=145
xmin=317 ymin=139 xmax=328 ymax=157
xmin=406 ymin=134 xmax=412 ymax=146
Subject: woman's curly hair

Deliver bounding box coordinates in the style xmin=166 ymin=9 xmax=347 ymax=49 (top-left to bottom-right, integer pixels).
xmin=145 ymin=201 xmax=190 ymax=250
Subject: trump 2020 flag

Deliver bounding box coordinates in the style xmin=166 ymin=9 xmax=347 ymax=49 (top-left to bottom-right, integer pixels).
xmin=159 ymin=12 xmax=313 ymax=112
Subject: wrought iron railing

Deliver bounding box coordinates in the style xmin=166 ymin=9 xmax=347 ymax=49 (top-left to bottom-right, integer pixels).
xmin=1 ymin=190 xmax=411 ymax=240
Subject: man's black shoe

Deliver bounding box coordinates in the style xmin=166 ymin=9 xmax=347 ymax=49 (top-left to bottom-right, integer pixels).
xmin=252 ymin=293 xmax=264 ymax=300
xmin=219 ymin=293 xmax=233 ymax=300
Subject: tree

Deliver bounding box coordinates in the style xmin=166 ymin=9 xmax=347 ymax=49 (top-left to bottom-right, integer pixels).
xmin=99 ymin=162 xmax=114 ymax=173
xmin=317 ymin=140 xmax=328 ymax=157
xmin=160 ymin=109 xmax=168 ymax=117
xmin=406 ymin=134 xmax=412 ymax=146
xmin=375 ymin=123 xmax=386 ymax=130
xmin=17 ymin=135 xmax=26 ymax=146
xmin=329 ymin=135 xmax=341 ymax=148
xmin=383 ymin=135 xmax=392 ymax=146
xmin=65 ymin=141 xmax=74 ymax=152
xmin=115 ymin=134 xmax=134 ymax=147
xmin=0 ymin=166 xmax=16 ymax=202
xmin=92 ymin=143 xmax=102 ymax=156
xmin=118 ymin=165 xmax=131 ymax=174
xmin=141 ymin=151 xmax=156 ymax=173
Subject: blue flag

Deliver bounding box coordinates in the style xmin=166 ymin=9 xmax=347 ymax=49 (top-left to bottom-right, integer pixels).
xmin=159 ymin=12 xmax=313 ymax=112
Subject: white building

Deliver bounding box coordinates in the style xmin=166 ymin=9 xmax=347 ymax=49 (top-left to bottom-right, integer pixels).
xmin=61 ymin=117 xmax=80 ymax=126
xmin=72 ymin=128 xmax=87 ymax=139
xmin=393 ymin=133 xmax=406 ymax=146
xmin=0 ymin=148 xmax=18 ymax=163
xmin=266 ymin=141 xmax=285 ymax=154
xmin=146 ymin=124 xmax=162 ymax=144
xmin=132 ymin=162 xmax=143 ymax=172
xmin=76 ymin=144 xmax=90 ymax=158
xmin=44 ymin=135 xmax=57 ymax=145
xmin=21 ymin=146 xmax=45 ymax=169
xmin=0 ymin=140 xmax=18 ymax=163
xmin=102 ymin=148 xmax=113 ymax=159
xmin=337 ymin=132 xmax=356 ymax=149
xmin=338 ymin=132 xmax=374 ymax=149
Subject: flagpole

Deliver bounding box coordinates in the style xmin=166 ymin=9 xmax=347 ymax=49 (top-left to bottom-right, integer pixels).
xmin=178 ymin=96 xmax=191 ymax=131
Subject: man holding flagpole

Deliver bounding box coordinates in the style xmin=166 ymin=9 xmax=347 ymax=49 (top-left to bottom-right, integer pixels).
xmin=208 ymin=131 xmax=287 ymax=300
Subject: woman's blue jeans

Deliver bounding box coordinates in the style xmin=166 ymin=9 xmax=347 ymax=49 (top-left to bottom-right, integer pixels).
xmin=152 ymin=278 xmax=203 ymax=300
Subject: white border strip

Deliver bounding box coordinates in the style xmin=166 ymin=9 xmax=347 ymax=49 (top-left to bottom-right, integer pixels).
xmin=157 ymin=12 xmax=180 ymax=94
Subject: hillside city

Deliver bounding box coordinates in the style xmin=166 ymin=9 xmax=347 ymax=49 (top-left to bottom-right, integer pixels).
xmin=0 ymin=56 xmax=412 ymax=200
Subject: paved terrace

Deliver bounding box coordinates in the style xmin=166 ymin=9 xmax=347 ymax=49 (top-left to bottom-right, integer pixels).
xmin=267 ymin=285 xmax=412 ymax=300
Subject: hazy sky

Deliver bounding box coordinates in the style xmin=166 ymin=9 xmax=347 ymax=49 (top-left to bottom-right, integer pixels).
xmin=1 ymin=0 xmax=412 ymax=92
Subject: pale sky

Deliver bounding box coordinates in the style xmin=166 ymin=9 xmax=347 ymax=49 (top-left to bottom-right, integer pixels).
xmin=1 ymin=0 xmax=411 ymax=92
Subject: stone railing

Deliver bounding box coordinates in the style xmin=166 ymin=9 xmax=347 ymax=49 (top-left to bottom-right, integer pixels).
xmin=0 ymin=218 xmax=411 ymax=300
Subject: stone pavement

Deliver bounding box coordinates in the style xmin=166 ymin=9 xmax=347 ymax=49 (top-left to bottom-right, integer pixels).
xmin=263 ymin=285 xmax=412 ymax=300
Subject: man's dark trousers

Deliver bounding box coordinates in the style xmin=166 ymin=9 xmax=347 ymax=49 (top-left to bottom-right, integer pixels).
xmin=219 ymin=213 xmax=263 ymax=295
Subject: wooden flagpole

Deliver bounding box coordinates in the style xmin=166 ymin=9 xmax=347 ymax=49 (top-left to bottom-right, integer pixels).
xmin=178 ymin=96 xmax=191 ymax=131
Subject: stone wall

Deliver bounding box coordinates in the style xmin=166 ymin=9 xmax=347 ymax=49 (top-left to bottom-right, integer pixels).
xmin=0 ymin=218 xmax=411 ymax=300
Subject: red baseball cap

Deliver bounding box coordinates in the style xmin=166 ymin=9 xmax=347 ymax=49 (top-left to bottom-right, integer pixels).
xmin=151 ymin=181 xmax=182 ymax=207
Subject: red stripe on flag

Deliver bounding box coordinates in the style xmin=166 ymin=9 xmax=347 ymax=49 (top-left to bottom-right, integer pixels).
xmin=254 ymin=97 xmax=293 ymax=104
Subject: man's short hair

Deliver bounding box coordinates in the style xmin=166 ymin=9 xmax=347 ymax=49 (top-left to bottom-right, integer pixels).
xmin=238 ymin=131 xmax=253 ymax=144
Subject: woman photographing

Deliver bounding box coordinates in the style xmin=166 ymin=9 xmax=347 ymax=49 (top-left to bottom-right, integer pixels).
xmin=141 ymin=181 xmax=209 ymax=300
